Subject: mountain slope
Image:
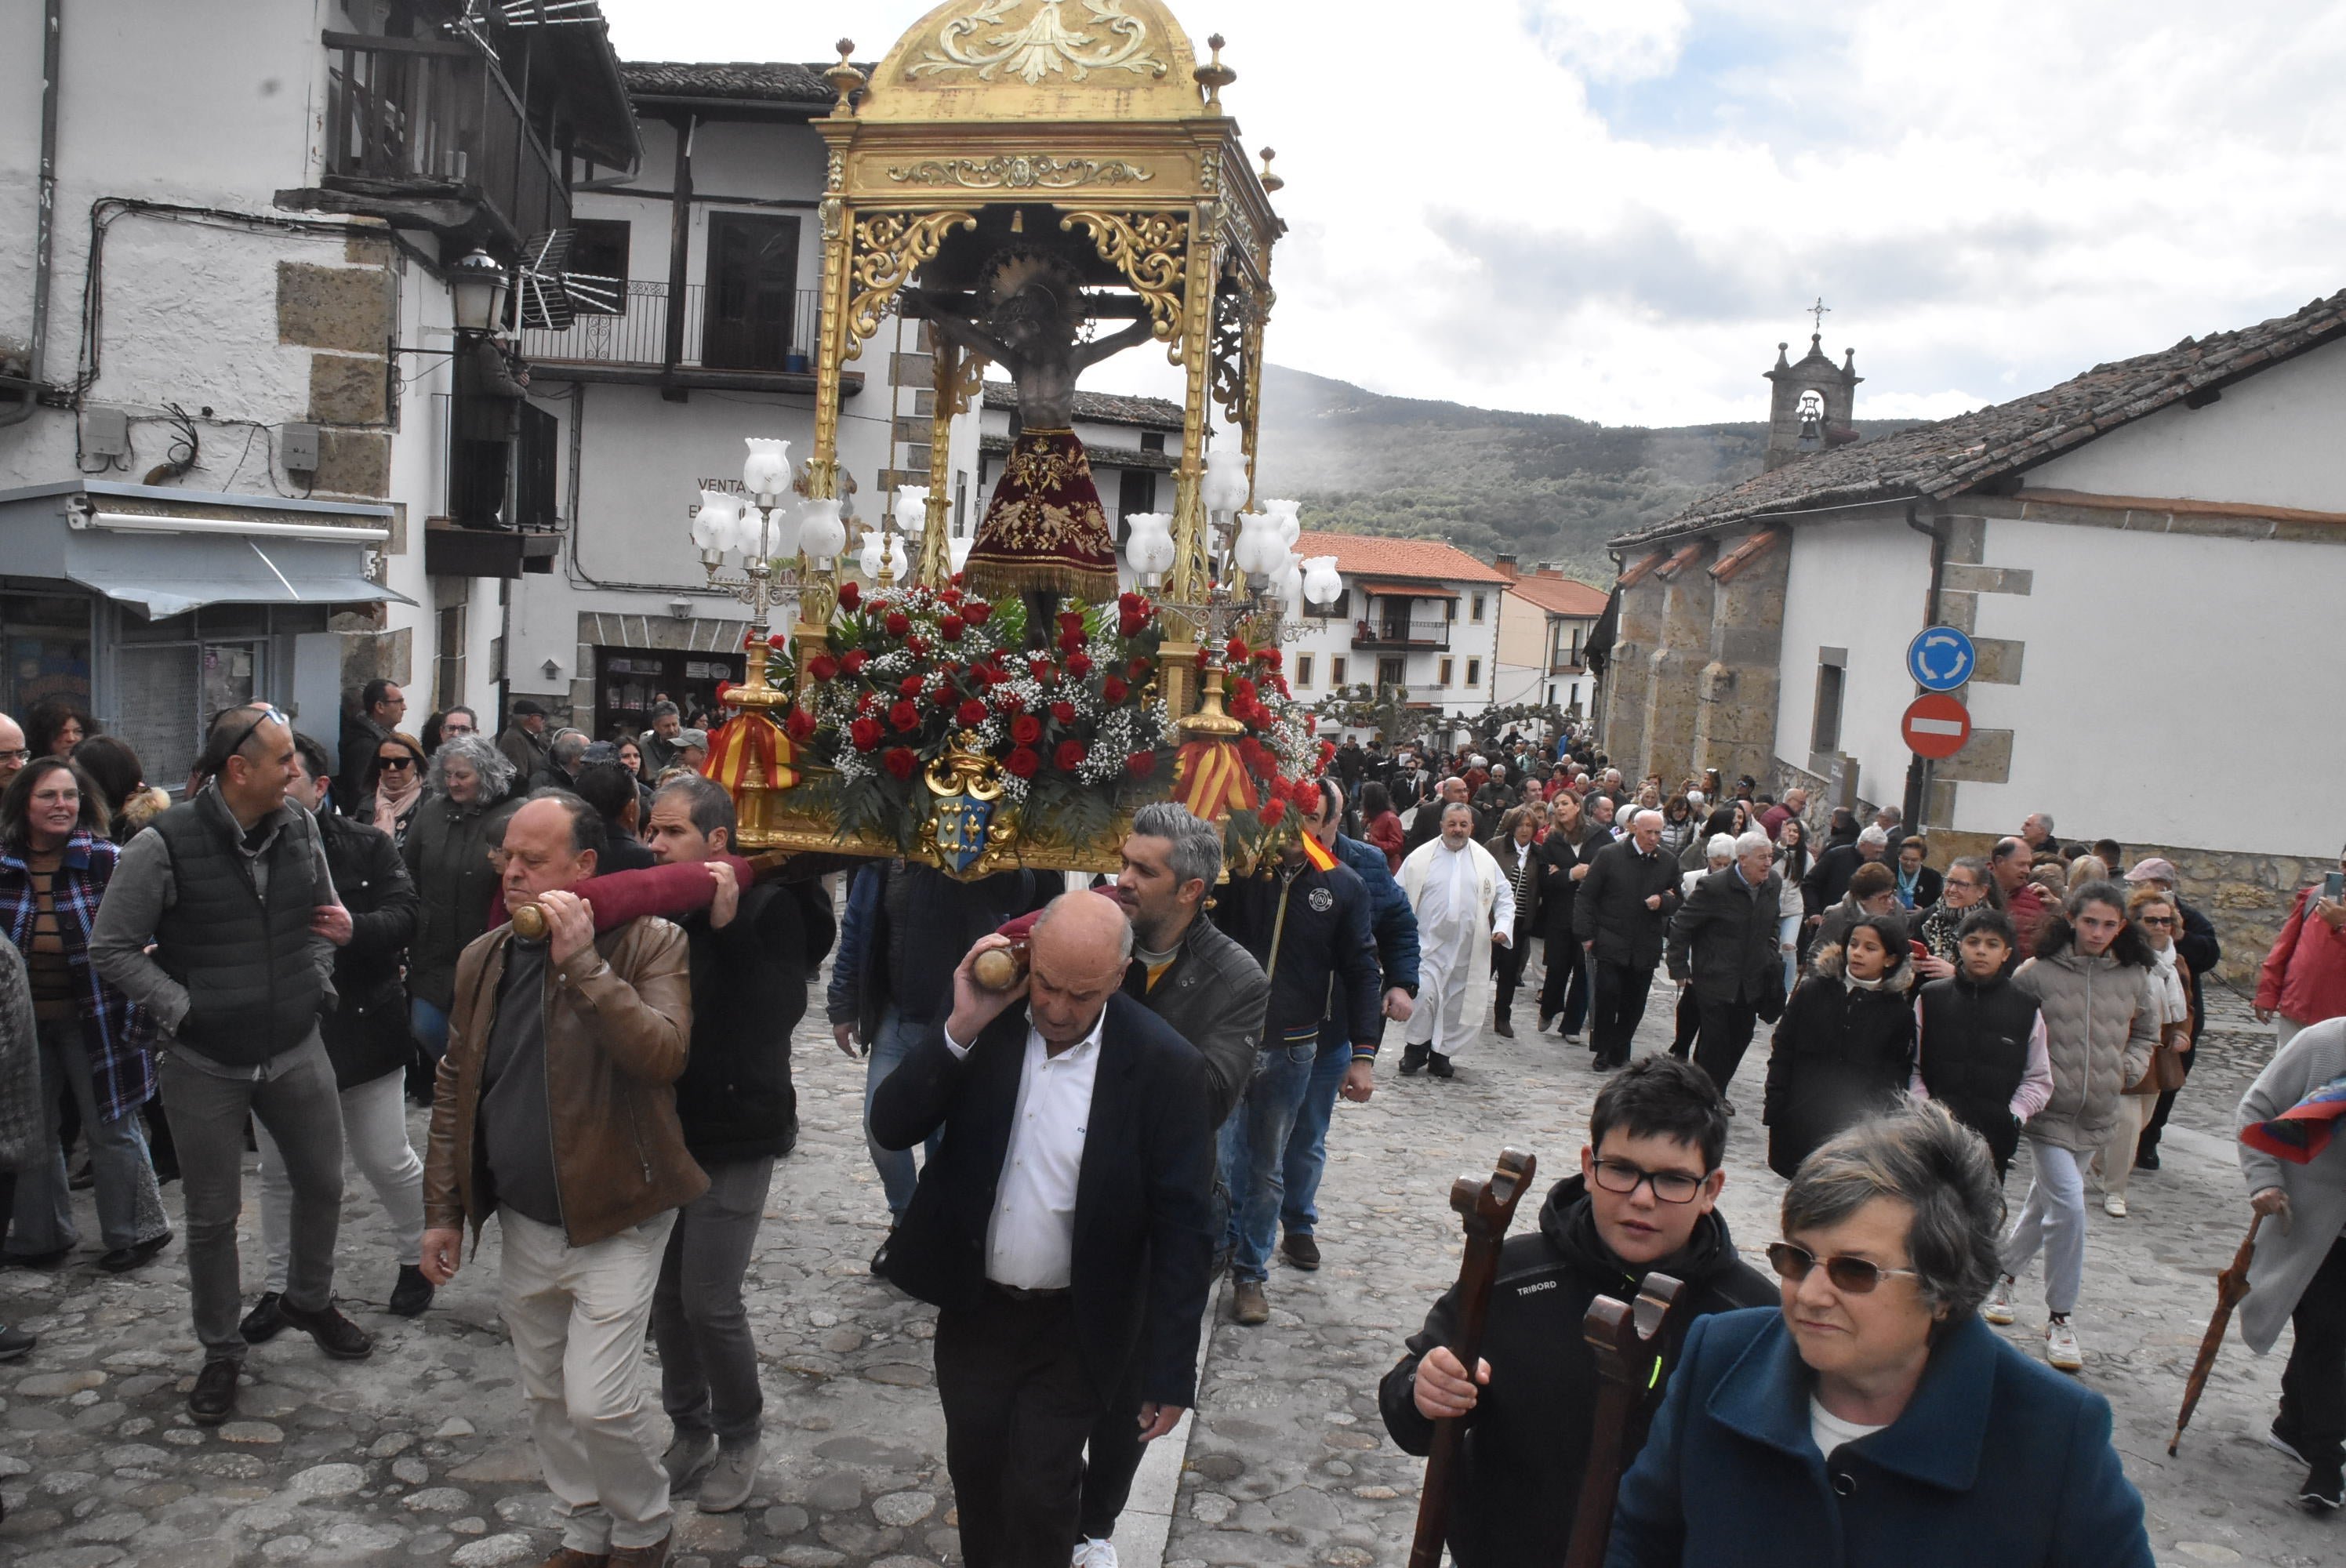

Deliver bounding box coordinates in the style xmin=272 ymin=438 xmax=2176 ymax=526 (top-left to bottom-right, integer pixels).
xmin=1252 ymin=365 xmax=1921 ymax=579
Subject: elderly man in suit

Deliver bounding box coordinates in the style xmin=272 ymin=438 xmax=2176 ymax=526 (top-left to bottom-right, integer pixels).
xmin=872 ymin=893 xmax=1215 ymax=1568
xmin=1665 ymin=829 xmax=1788 ymax=1101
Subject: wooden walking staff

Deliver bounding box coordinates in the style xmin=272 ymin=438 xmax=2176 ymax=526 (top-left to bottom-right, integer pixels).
xmin=1561 ymin=1272 xmax=1691 ymax=1568
xmin=1407 ymin=1147 xmax=1537 ymax=1568
xmin=2170 ymin=1213 xmax=2264 ymax=1455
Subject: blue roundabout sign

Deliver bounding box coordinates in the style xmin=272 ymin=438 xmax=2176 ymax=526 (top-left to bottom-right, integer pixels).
xmin=1906 ymin=626 xmax=1977 ymax=692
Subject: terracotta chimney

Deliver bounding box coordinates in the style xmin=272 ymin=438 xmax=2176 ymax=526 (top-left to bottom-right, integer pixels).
xmin=1493 ymin=552 xmax=1519 ymax=580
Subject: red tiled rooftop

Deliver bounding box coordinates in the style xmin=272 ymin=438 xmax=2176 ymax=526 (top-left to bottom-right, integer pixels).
xmin=1294 ymin=530 xmax=1513 ymax=585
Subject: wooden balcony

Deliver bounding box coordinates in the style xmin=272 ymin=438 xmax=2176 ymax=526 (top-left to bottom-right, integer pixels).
xmin=518 ymin=281 xmax=860 ymax=396
xmin=1353 ymin=617 xmax=1451 ymax=651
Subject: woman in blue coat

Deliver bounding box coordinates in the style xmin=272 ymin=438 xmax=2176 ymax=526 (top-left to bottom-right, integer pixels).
xmin=1607 ymin=1102 xmax=2153 ymax=1568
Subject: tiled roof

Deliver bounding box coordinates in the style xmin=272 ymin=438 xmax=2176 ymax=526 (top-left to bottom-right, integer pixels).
xmin=1296 ymin=530 xmax=1514 ymax=585
xmin=619 ymin=61 xmax=844 ymax=105
xmin=982 ymin=381 xmax=1184 ymax=430
xmin=1504 ymin=575 xmax=1610 ymax=616
xmin=979 ymin=433 xmax=1175 ymax=473
xmin=1614 ymin=288 xmax=2346 ymax=547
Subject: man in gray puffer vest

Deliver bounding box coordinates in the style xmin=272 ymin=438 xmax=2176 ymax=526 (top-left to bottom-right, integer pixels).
xmin=91 ymin=704 xmax=375 ymax=1427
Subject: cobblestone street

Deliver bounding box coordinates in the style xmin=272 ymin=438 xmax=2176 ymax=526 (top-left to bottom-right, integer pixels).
xmin=0 ymin=951 xmax=2334 ymax=1568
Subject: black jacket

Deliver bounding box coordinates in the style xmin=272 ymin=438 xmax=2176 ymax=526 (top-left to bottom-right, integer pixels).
xmin=1128 ymin=913 xmax=1268 ymax=1127
xmin=2174 ymin=898 xmax=2221 ymax=1038
xmin=1916 ymin=971 xmax=2041 ymax=1172
xmin=838 ymin=862 xmax=1053 ymax=1043
xmin=147 ymin=790 xmax=332 ymax=1063
xmin=1667 ymin=864 xmax=1786 ymax=1010
xmin=1536 ymin=827 xmax=1604 ymax=943
xmin=1213 ymin=856 xmax=1382 ymax=1047
xmin=1379 ymin=1176 xmax=1777 ymax=1568
xmin=674 ymin=879 xmax=836 ymax=1164
xmin=870 ymin=993 xmax=1215 ymax=1407
xmin=1763 ymin=950 xmax=1918 ymax=1179
xmin=1573 ymin=839 xmax=1681 ymax=969
xmin=317 ymin=810 xmax=419 ymax=1090
xmin=1800 ymin=843 xmax=1878 ymax=918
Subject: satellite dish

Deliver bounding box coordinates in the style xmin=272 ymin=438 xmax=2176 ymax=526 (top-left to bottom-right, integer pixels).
xmin=514 ymin=230 xmax=621 ymax=332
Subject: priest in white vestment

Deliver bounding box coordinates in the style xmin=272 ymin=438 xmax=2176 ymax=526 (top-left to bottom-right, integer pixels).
xmin=1396 ymin=801 xmax=1514 ymax=1077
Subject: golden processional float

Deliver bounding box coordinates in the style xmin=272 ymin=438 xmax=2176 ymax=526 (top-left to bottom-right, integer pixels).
xmin=692 ymin=0 xmax=1343 ymax=879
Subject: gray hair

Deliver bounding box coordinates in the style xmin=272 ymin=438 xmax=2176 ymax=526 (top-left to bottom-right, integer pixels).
xmin=1706 ymin=833 xmax=1737 ymax=863
xmin=1631 ymin=808 xmax=1663 ymax=829
xmin=1858 ymin=825 xmax=1891 ymax=850
xmin=653 ymin=772 xmax=736 ymax=844
xmin=428 ymin=733 xmax=515 ymax=802
xmin=550 ymin=729 xmax=588 ymax=768
xmin=1130 ymin=801 xmax=1222 ymax=892
xmin=1782 ymin=1102 xmax=2005 ymax=1327
xmin=1440 ymin=800 xmax=1476 ymax=826
xmin=1033 ymin=889 xmax=1135 ymax=960
xmin=650 ymin=700 xmax=681 ymax=720
xmin=1734 ymin=829 xmax=1773 ymax=859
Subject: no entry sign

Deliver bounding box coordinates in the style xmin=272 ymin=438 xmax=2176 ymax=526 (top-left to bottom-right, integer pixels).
xmin=1901 ymin=694 xmax=1973 ymax=760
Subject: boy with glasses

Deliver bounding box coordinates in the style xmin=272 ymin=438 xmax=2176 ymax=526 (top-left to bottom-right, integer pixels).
xmin=1378 ymin=1055 xmax=1774 ymax=1566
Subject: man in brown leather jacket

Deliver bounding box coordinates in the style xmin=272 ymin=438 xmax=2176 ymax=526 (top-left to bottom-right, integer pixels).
xmin=419 ymin=791 xmax=699 ymax=1568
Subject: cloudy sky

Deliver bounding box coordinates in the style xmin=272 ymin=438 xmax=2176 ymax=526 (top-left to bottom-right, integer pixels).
xmin=601 ymin=0 xmax=2346 ymax=427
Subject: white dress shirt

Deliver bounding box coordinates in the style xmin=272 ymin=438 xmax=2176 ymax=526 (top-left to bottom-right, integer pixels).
xmin=944 ymin=1007 xmax=1106 ymax=1290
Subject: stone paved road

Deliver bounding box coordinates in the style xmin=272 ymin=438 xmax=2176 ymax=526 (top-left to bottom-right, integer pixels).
xmin=0 ymin=953 xmax=2333 ymax=1568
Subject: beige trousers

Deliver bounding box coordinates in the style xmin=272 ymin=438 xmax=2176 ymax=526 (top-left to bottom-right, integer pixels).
xmin=499 ymin=1207 xmax=678 ymax=1553
xmin=2096 ymin=1094 xmax=2155 ymax=1202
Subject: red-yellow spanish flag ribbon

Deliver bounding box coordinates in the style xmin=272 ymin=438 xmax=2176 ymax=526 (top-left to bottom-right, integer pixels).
xmin=1298 ymin=831 xmax=1339 ymax=873
xmin=703 ymin=710 xmax=797 ymax=793
xmin=1171 ymin=739 xmax=1257 ymax=821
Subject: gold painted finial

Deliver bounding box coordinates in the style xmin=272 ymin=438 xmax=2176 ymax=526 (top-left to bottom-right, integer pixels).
xmin=826 ymin=39 xmax=865 ymax=118
xmin=1258 ymin=147 xmax=1284 ymax=194
xmin=1195 ymin=33 xmax=1236 ymax=111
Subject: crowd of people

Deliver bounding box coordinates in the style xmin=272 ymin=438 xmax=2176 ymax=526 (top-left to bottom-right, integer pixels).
xmin=0 ymin=693 xmax=2342 ymax=1563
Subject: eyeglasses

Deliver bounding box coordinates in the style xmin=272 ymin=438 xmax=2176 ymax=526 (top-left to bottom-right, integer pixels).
xmin=2138 ymin=914 xmax=2174 ymax=927
xmin=1766 ymin=1240 xmax=1921 ymax=1294
xmin=0 ymin=748 xmax=27 ymax=765
xmin=1590 ymin=1157 xmax=1710 ymax=1205
xmin=376 ymin=754 xmax=416 ymax=771
xmin=214 ymin=704 xmax=288 ymax=764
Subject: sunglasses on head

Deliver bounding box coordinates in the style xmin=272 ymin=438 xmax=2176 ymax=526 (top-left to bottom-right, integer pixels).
xmin=214 ymin=703 xmax=288 ymax=764
xmin=1766 ymin=1240 xmax=1920 ymax=1294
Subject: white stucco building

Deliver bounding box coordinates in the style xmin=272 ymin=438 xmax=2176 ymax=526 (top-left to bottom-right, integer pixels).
xmin=0 ymin=0 xmax=637 ymax=782
xmin=1280 ymin=530 xmax=1509 ymax=739
xmin=1600 ymin=291 xmax=2346 ymax=975
xmin=1492 ymin=555 xmax=1607 ymax=717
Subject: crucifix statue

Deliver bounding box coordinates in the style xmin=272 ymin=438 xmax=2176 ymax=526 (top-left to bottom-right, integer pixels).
xmin=913 ymin=249 xmax=1153 ymax=645
xmin=1808 ymin=296 xmax=1831 ymax=334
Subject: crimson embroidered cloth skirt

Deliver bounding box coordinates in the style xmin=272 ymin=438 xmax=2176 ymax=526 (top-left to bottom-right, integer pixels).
xmin=963 ymin=428 xmax=1120 ymax=604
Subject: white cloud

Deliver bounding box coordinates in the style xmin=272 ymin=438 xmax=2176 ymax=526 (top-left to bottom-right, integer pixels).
xmin=598 ymin=0 xmax=2346 ymax=427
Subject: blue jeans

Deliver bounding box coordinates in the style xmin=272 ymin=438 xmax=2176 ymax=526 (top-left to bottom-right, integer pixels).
xmin=1280 ymin=1034 xmax=1356 ymax=1240
xmin=864 ymin=1005 xmax=941 ymax=1219
xmin=1219 ymin=1040 xmax=1318 ymax=1283
xmin=8 ymin=1017 xmax=169 ymax=1256
xmin=410 ymin=996 xmax=451 ymax=1062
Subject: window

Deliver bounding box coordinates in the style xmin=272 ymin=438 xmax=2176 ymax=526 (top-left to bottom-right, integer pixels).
xmin=1445 ymin=598 xmax=1458 ymax=621
xmin=1377 ymin=656 xmax=1404 ymax=690
xmin=567 ymin=220 xmax=630 ymax=314
xmin=1295 ymin=653 xmax=1314 ymax=688
xmin=1116 ymin=470 xmax=1157 ymax=545
xmin=1330 ymin=655 xmax=1346 ymax=687
xmin=514 ymin=401 xmax=559 ymax=535
xmin=1439 ymin=657 xmax=1454 ymax=685
xmin=1810 ymin=648 xmax=1847 ymax=754
xmin=596 ymin=647 xmax=746 ymax=739
xmin=0 ymin=593 xmax=93 ymax=720
xmin=1139 ymin=430 xmax=1166 ymax=452
xmin=1471 ymin=593 xmax=1487 ymax=622
xmin=1313 ymin=589 xmax=1349 ymax=620
xmin=703 ymin=213 xmax=802 ymax=370
xmin=1465 ymin=657 xmax=1481 ymax=686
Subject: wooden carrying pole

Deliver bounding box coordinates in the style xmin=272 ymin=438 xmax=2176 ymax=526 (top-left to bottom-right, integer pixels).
xmin=1560 ymin=1272 xmax=1692 ymax=1568
xmin=1407 ymin=1148 xmax=1535 ymax=1568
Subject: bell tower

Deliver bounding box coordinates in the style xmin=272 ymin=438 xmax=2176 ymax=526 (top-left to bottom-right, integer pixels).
xmin=1764 ymin=299 xmax=1861 ymax=471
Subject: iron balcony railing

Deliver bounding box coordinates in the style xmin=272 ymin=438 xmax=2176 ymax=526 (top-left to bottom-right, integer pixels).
xmin=322 ymin=30 xmax=566 ymax=245
xmin=1353 ymin=616 xmax=1451 ymax=651
xmin=518 ymin=281 xmax=823 ymax=374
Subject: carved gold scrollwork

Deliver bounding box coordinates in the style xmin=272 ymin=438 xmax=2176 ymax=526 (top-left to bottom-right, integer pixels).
xmin=1059 ymin=210 xmax=1189 ymax=357
xmin=910 ymin=1 xmax=1168 ymax=85
xmin=886 ymin=154 xmax=1154 ymax=190
xmin=1208 ymin=281 xmax=1252 ymax=430
xmin=846 ymin=210 xmax=981 ymax=356
xmin=945 ymin=343 xmax=988 ymax=416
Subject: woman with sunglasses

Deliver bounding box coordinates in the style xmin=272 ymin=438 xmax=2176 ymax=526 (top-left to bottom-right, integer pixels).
xmin=2090 ymin=887 xmax=2192 ymax=1220
xmin=1607 ymin=1104 xmax=2153 ymax=1567
xmin=1761 ymin=915 xmax=1916 ymax=1180
xmin=1984 ymin=881 xmax=2158 ymax=1372
xmin=367 ymin=731 xmax=428 ymax=847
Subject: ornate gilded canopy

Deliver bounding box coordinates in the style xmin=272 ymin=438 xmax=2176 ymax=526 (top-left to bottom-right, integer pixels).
xmin=799 ymin=0 xmax=1285 ymax=720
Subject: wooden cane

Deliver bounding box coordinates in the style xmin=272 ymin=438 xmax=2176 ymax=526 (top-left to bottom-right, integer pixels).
xmin=1560 ymin=1272 xmax=1692 ymax=1568
xmin=1407 ymin=1147 xmax=1537 ymax=1568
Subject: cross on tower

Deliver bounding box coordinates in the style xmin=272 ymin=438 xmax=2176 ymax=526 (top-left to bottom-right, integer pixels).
xmin=1808 ymin=296 xmax=1831 ymax=335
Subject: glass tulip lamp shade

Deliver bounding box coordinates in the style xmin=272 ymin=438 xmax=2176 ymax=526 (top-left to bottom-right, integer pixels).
xmin=1201 ymin=445 xmax=1252 ymax=517
xmin=742 ymin=438 xmax=792 ymax=501
xmin=1231 ymin=510 xmax=1282 ymax=577
xmin=949 ymin=533 xmax=974 ymax=572
xmin=693 ymin=488 xmax=744 ymax=555
xmin=892 ymin=485 xmax=929 ymax=533
xmin=1264 ymin=498 xmax=1302 ymax=550
xmin=1124 ymin=511 xmax=1176 ymax=577
xmin=1302 ymin=554 xmax=1344 ymax=607
xmin=798 ymin=498 xmax=847 ymax=562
